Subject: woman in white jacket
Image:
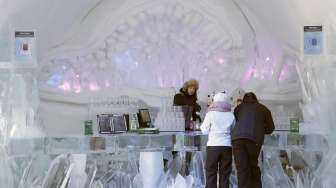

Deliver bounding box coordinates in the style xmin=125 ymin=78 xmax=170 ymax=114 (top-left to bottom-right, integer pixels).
xmin=201 ymin=92 xmax=235 ymax=188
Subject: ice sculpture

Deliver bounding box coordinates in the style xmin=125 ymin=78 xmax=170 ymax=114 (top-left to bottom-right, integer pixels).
xmin=158 ymin=153 xmax=182 ymax=188
xmin=85 ymin=153 xmax=141 ymax=188
xmin=68 ymin=154 xmax=88 ymax=188
xmin=173 ymin=174 xmax=187 ymax=188
xmin=9 ymin=75 xmax=27 ymax=131
xmin=8 ymin=73 xmax=43 ymax=138
xmin=263 ymin=150 xmax=295 ymax=188
xmin=0 ymin=147 xmax=14 ymax=187
xmin=296 ymin=59 xmax=336 ymax=134
xmin=157 ymin=151 xmax=205 ymax=188
xmin=40 ymin=1 xmax=253 ymax=94
xmin=260 ymin=55 xmax=336 ymax=187
xmin=83 ymin=164 xmax=97 ymax=188
xmin=139 ymin=152 xmax=164 ymax=188
xmin=99 ymin=169 xmax=133 ymax=188
xmin=189 ymin=151 xmax=206 ymax=187
xmin=0 ymin=62 xmax=43 ymax=188
xmin=42 ymin=154 xmax=73 ymax=188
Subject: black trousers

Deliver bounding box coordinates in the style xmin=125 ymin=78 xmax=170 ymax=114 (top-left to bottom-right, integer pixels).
xmin=205 ymin=146 xmax=232 ymax=188
xmin=232 ymin=139 xmax=262 ymax=188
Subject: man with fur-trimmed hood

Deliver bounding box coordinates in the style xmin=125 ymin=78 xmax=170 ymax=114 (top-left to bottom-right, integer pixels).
xmin=173 ymin=79 xmax=202 ymax=122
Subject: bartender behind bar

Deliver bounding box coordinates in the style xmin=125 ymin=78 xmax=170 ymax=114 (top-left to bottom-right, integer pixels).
xmin=173 ymin=79 xmax=202 ymax=123
xmin=171 ymin=79 xmax=202 ymax=176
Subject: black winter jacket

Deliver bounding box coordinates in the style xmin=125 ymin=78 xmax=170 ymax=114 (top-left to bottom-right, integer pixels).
xmin=173 ymin=88 xmax=201 ymax=121
xmin=232 ymin=101 xmax=275 ymax=144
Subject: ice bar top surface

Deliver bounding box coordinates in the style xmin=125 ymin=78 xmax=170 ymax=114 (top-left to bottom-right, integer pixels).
xmin=8 ymin=131 xmax=328 ymax=156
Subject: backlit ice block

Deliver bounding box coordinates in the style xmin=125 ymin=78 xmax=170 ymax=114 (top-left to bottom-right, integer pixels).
xmin=139 ymin=152 xmax=164 ymax=188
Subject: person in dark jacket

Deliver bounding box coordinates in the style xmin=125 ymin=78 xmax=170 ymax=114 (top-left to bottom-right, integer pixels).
xmin=173 ymin=79 xmax=202 ymax=122
xmin=172 ymin=79 xmax=201 ymax=176
xmin=232 ymin=92 xmax=275 ymax=188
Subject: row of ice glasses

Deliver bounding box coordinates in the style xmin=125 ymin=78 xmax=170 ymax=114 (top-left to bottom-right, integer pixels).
xmin=155 ymin=106 xmax=185 ymax=131
xmin=88 ymin=96 xmax=141 ymax=116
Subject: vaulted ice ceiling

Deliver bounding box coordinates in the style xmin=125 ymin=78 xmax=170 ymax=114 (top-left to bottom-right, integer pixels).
xmin=39 ymin=0 xmax=257 ymax=94
xmin=1 ymin=0 xmax=336 ymax=99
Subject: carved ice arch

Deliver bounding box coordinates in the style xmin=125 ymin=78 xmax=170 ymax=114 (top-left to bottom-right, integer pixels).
xmin=39 ymin=0 xmax=254 ymax=94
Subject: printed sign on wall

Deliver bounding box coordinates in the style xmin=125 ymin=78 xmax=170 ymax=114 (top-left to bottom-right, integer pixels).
xmin=304 ymin=26 xmax=323 ymax=55
xmin=14 ymin=31 xmax=36 ymax=62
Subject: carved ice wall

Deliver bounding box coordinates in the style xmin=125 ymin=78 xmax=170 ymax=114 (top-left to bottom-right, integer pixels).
xmin=39 ymin=2 xmax=244 ymax=93
xmin=38 ymin=0 xmax=298 ymax=98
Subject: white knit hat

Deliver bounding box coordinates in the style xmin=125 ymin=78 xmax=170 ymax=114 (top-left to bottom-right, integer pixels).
xmin=213 ymin=92 xmax=228 ymax=102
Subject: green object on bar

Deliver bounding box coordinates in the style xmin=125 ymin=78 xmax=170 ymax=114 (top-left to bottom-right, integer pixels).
xmin=290 ymin=118 xmax=299 ymax=133
xmin=85 ymin=120 xmax=93 ymax=135
xmin=129 ymin=114 xmax=139 ymax=132
xmin=136 ymin=128 xmax=160 ymax=134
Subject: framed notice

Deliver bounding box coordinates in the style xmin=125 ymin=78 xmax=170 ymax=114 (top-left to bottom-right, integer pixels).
xmin=303 ymin=26 xmax=323 ymax=55
xmin=13 ymin=31 xmax=36 ymax=63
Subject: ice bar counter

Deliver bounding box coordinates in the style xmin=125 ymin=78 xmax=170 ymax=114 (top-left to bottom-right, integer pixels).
xmin=1 ymin=80 xmax=331 ymax=187
xmin=8 ymin=132 xmax=327 ymax=156
xmin=5 ymin=131 xmax=327 ymax=188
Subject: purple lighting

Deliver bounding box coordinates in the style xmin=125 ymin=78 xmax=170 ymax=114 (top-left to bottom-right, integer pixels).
xmin=89 ymin=82 xmax=100 ymax=91
xmin=242 ymin=64 xmax=257 ymax=83
xmin=218 ymin=58 xmax=225 ymax=64
xmin=58 ymin=81 xmax=71 ymax=92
